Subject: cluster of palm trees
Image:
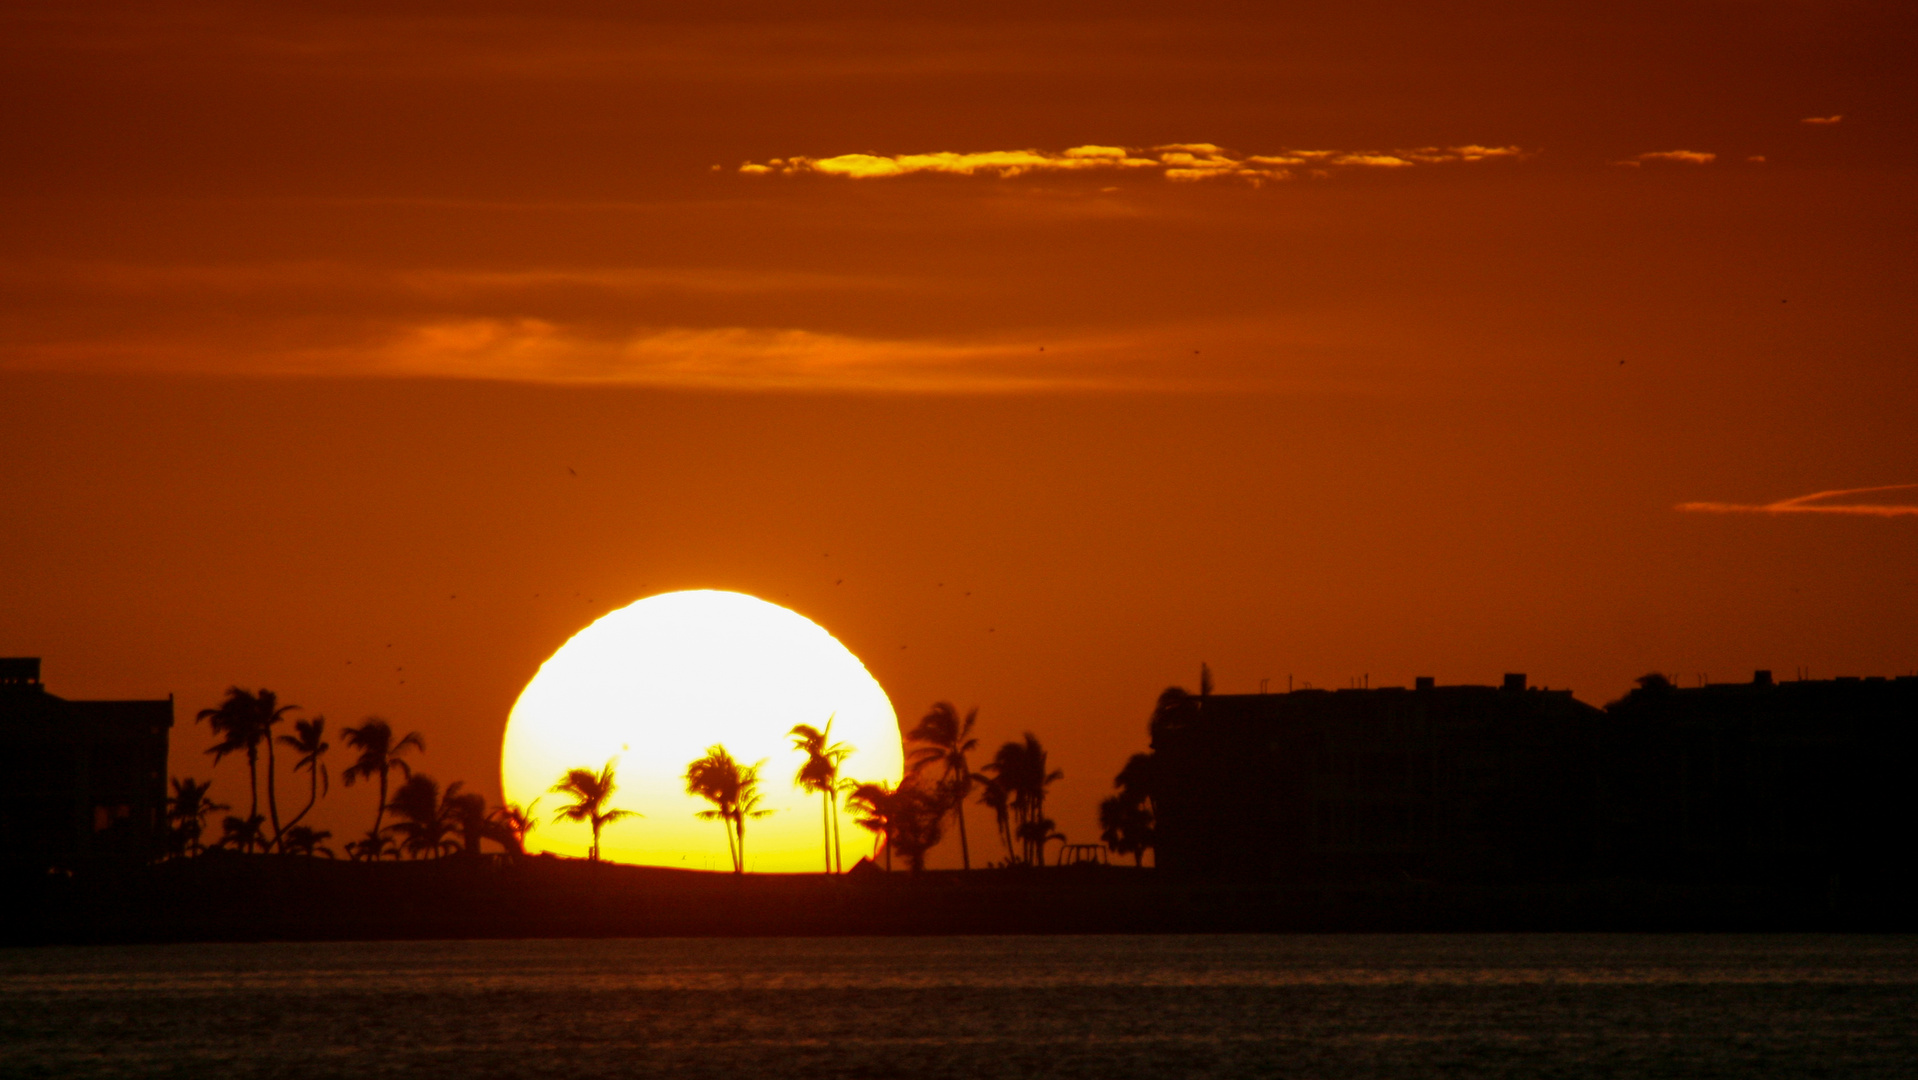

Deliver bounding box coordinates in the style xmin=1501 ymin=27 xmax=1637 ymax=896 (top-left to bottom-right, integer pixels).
xmin=170 ymin=685 xmax=1097 ymax=873
xmin=166 ymin=686 xmax=538 ymax=862
xmin=846 ymin=702 xmax=1070 ymax=872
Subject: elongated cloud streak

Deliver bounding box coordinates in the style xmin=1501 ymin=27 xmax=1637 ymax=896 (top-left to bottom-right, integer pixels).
xmin=1617 ymin=150 xmax=1717 ymax=166
xmin=1676 ymin=484 xmax=1918 ymax=517
xmin=1802 ymin=115 xmax=1843 ymax=125
xmin=740 ymin=143 xmax=1525 ymax=184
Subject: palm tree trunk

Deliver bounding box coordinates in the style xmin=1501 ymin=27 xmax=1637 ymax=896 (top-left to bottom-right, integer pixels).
xmin=734 ymin=812 xmax=747 ymax=873
xmin=245 ymin=745 xmax=261 ymax=852
xmin=373 ymin=766 xmax=388 ymax=838
xmin=590 ymin=818 xmax=601 ymax=862
xmin=830 ymin=790 xmax=843 ymax=873
xmin=264 ymin=736 xmax=282 ymax=851
xmin=955 ymin=796 xmax=971 ymax=871
xmin=283 ymin=772 xmax=318 ymax=834
xmin=821 ymin=791 xmax=831 ymax=873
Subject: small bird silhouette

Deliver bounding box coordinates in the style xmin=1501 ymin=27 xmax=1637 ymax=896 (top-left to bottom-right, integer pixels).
xmin=835 ymin=579 xmax=843 ymax=585
xmin=567 ymin=467 xmax=577 ymax=476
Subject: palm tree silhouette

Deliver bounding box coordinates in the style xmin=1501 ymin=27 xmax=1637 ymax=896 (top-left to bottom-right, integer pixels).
xmin=685 ymin=745 xmax=772 ymax=873
xmin=385 ymin=773 xmax=461 ymax=858
xmin=551 ymin=760 xmax=636 ymax=862
xmin=790 ymin=719 xmax=853 ymax=873
xmin=277 ymin=717 xmax=330 ymax=837
xmin=907 ymin=702 xmax=980 ymax=870
xmin=982 ymin=733 xmax=1063 ymax=866
xmin=345 ymin=826 xmax=399 ymax=861
xmin=165 ymin=776 xmax=226 ymax=857
xmin=976 ymin=774 xmax=1014 ymax=865
xmin=280 ymin=825 xmax=334 ymax=858
xmin=845 ymin=776 xmax=943 ymax=873
xmin=485 ymin=800 xmax=539 ymax=858
xmin=216 ymin=813 xmax=267 ymax=853
xmin=1099 ymin=751 xmax=1156 ymax=866
xmin=444 ymin=782 xmax=488 ymax=856
xmin=340 ymin=717 xmax=424 ymax=842
xmin=195 ymin=687 xmax=299 ymax=852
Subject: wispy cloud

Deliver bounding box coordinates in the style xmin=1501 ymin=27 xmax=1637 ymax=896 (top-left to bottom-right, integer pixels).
xmin=739 ymin=143 xmax=1525 ymax=184
xmin=1615 ymin=150 xmax=1717 ymax=167
xmin=1677 ymin=484 xmax=1918 ymax=517
xmin=1801 ymin=115 xmax=1843 ymax=125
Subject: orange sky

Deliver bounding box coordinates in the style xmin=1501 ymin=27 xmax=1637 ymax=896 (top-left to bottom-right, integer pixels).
xmin=3 ymin=2 xmax=1914 ymax=864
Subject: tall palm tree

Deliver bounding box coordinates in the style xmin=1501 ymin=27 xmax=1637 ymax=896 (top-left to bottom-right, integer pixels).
xmin=982 ymin=733 xmax=1064 ymax=866
xmin=551 ymin=761 xmax=636 ymax=862
xmin=195 ymin=687 xmax=299 ymax=852
xmin=340 ymin=717 xmax=424 ymax=841
xmin=165 ymin=776 xmax=226 ymax=857
xmin=385 ymin=773 xmax=460 ymax=858
xmin=277 ymin=717 xmax=330 ymax=835
xmin=907 ymin=702 xmax=979 ymax=870
xmin=790 ymin=718 xmax=853 ymax=873
xmin=685 ymin=745 xmax=772 ymax=873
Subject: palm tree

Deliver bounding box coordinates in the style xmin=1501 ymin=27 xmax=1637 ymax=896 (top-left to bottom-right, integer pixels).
xmin=551 ymin=760 xmax=636 ymax=862
xmin=215 ymin=813 xmax=267 ymax=853
xmin=1100 ymin=751 xmax=1156 ymax=866
xmin=280 ymin=825 xmax=334 ymax=858
xmin=346 ymin=826 xmax=399 ymax=862
xmin=385 ymin=773 xmax=460 ymax=858
xmin=1018 ymin=816 xmax=1065 ymax=865
xmin=790 ymin=718 xmax=853 ymax=873
xmin=845 ymin=776 xmax=944 ymax=873
xmin=445 ymin=782 xmax=488 ymax=856
xmin=485 ymin=800 xmax=538 ymax=858
xmin=981 ymin=733 xmax=1063 ymax=866
xmin=340 ymin=717 xmax=424 ymax=841
xmin=685 ymin=745 xmax=772 ymax=873
xmin=907 ymin=702 xmax=979 ymax=870
xmin=195 ymin=687 xmax=299 ymax=851
xmin=165 ymin=776 xmax=226 ymax=857
xmin=976 ymin=774 xmax=1015 ymax=865
xmin=277 ymin=717 xmax=330 ymax=835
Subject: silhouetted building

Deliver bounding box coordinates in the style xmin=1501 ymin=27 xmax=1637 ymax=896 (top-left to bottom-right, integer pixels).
xmin=1598 ymin=671 xmax=1918 ymax=886
xmin=1149 ymin=670 xmax=1918 ymax=886
xmin=1150 ymin=675 xmax=1602 ymax=881
xmin=0 ymin=658 xmax=172 ymax=869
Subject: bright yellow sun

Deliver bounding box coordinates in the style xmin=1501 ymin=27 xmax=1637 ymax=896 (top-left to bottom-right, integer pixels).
xmin=499 ymin=590 xmax=902 ymax=872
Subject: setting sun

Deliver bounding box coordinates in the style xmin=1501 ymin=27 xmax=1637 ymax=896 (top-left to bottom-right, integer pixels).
xmin=499 ymin=590 xmax=902 ymax=871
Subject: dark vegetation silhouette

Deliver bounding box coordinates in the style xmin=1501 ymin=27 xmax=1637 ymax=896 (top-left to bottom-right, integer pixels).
xmin=278 ymin=717 xmax=330 ymax=837
xmin=907 ymin=702 xmax=979 ymax=870
xmin=980 ymin=733 xmax=1064 ymax=866
xmin=195 ymin=687 xmax=298 ymax=852
xmin=686 ymin=746 xmax=771 ymax=872
xmin=551 ymin=762 xmax=635 ymax=863
xmin=340 ymin=718 xmax=423 ymax=855
xmin=386 ymin=774 xmax=462 ymax=859
xmin=165 ymin=681 xmax=1098 ymax=875
xmin=790 ymin=719 xmax=852 ymax=873
xmin=165 ymin=777 xmax=225 ymax=858
xmin=1099 ymin=752 xmax=1156 ymax=866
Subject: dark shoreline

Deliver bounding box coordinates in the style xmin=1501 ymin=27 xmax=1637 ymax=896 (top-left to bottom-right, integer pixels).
xmin=6 ymin=855 xmax=1914 ymax=944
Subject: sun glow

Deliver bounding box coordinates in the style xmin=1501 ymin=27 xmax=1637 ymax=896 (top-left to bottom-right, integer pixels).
xmin=500 ymin=590 xmax=902 ymax=871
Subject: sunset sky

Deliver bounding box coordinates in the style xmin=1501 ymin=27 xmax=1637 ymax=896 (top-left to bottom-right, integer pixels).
xmin=3 ymin=1 xmax=1913 ymax=863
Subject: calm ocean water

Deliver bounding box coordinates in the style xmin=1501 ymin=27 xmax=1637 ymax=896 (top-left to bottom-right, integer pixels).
xmin=2 ymin=934 xmax=1915 ymax=1078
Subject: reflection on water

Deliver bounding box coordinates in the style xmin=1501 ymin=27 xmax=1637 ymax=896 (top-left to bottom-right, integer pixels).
xmin=4 ymin=935 xmax=1916 ymax=1078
